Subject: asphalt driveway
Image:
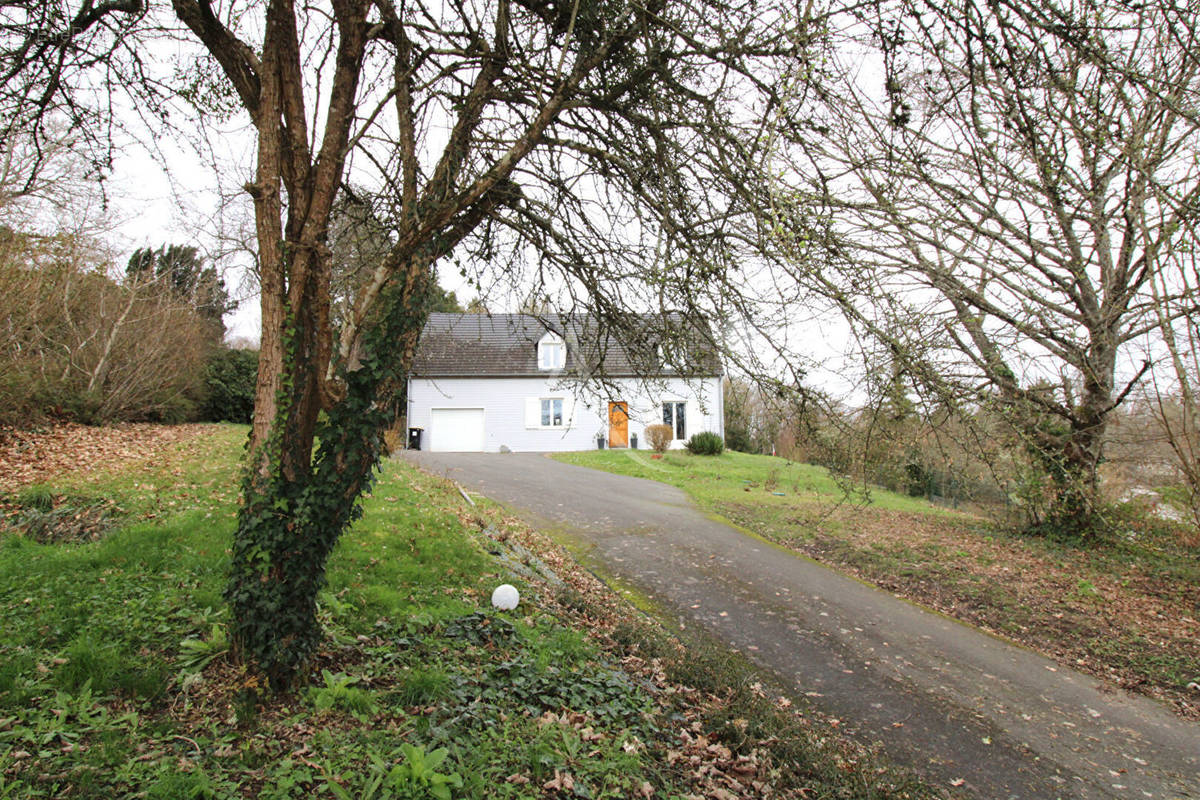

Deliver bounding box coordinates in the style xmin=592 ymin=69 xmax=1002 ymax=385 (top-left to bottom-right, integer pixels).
xmin=402 ymin=451 xmax=1199 ymax=800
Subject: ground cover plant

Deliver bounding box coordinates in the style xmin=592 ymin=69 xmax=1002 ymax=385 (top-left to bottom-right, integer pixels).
xmin=555 ymin=449 xmax=1200 ymax=717
xmin=0 ymin=424 xmax=943 ymax=799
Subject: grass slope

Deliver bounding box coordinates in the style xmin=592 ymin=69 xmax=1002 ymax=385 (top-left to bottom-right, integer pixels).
xmin=555 ymin=449 xmax=1200 ymax=716
xmin=0 ymin=426 xmax=941 ymax=799
xmin=559 ymin=448 xmax=938 ymax=513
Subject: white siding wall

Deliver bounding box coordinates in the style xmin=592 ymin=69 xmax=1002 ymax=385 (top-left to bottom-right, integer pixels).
xmin=408 ymin=375 xmax=723 ymax=452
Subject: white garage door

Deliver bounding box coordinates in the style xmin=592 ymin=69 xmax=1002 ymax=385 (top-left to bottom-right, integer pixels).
xmin=429 ymin=408 xmax=485 ymax=452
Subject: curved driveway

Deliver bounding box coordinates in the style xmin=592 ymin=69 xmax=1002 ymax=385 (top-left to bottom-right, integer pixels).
xmin=403 ymin=451 xmax=1199 ymax=800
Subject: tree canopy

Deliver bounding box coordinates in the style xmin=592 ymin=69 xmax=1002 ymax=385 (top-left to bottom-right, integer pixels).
xmin=127 ymin=243 xmax=231 ymax=338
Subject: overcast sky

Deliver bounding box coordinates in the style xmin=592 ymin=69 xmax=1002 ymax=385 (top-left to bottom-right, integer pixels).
xmin=86 ymin=16 xmax=871 ymax=401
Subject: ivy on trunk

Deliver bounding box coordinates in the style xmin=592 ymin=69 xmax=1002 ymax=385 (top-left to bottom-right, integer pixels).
xmin=226 ymin=264 xmax=432 ymax=686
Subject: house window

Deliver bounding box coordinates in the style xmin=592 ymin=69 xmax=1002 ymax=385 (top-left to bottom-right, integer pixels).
xmin=541 ymin=398 xmax=564 ymax=427
xmin=538 ymin=334 xmax=565 ymax=370
xmin=662 ymin=401 xmax=686 ymax=439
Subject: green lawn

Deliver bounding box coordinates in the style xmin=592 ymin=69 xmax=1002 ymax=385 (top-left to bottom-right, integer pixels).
xmin=0 ymin=426 xmax=939 ymax=799
xmin=556 ymin=448 xmax=945 ymax=515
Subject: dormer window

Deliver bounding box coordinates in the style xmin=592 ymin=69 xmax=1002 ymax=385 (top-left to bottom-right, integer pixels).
xmin=538 ymin=332 xmax=565 ymax=370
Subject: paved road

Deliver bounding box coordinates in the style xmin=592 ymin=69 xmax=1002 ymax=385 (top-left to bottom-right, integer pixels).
xmin=402 ymin=452 xmax=1199 ymax=800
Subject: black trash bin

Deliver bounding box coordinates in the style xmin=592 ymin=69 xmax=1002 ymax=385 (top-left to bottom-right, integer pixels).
xmin=407 ymin=427 xmax=424 ymax=451
xmin=630 ymin=433 xmax=638 ymax=449
xmin=596 ymin=436 xmax=606 ymax=450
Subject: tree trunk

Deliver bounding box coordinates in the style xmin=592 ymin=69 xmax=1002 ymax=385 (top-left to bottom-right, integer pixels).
xmin=1026 ymin=339 xmax=1118 ymax=535
xmin=225 ymin=250 xmax=433 ymax=688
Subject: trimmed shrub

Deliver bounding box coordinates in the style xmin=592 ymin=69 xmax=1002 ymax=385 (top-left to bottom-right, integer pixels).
xmin=685 ymin=431 xmax=725 ymax=455
xmin=645 ymin=423 xmax=673 ymax=453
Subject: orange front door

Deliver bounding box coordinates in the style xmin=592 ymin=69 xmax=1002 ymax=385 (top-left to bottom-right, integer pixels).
xmin=608 ymin=402 xmax=629 ymax=448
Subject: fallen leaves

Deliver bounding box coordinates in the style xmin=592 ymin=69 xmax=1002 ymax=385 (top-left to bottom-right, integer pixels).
xmin=542 ymin=769 xmax=575 ymax=792
xmin=0 ymin=422 xmax=216 ymax=491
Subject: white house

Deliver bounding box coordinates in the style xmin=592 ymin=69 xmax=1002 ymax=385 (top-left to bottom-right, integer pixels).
xmin=406 ymin=313 xmax=724 ymax=452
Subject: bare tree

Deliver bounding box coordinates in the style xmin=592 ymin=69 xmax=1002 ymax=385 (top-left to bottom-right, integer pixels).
xmin=764 ymin=0 xmax=1200 ymax=533
xmin=1146 ymin=259 xmax=1200 ymax=529
xmin=0 ymin=123 xmax=95 ymax=225
xmin=0 ymin=1 xmax=152 ymax=199
xmin=0 ymin=226 xmax=210 ymax=424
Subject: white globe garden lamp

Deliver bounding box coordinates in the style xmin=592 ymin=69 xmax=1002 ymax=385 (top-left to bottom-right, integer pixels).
xmin=491 ymin=584 xmax=520 ymax=610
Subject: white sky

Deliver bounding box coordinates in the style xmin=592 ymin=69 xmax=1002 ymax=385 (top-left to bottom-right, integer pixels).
xmin=107 ymin=125 xmax=259 ymax=340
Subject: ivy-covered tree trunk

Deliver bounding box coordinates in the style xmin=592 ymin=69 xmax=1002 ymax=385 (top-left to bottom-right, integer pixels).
xmin=1022 ymin=417 xmax=1105 ymax=536
xmin=226 ymin=258 xmax=433 ymax=688
xmin=1013 ymin=331 xmax=1125 ymax=537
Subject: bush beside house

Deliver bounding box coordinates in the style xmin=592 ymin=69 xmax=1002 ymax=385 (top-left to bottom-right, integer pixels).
xmin=645 ymin=424 xmax=673 ymax=453
xmin=686 ymin=431 xmax=724 ymax=455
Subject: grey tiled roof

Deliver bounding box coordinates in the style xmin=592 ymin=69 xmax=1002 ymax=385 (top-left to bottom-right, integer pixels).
xmin=412 ymin=313 xmax=721 ymax=378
